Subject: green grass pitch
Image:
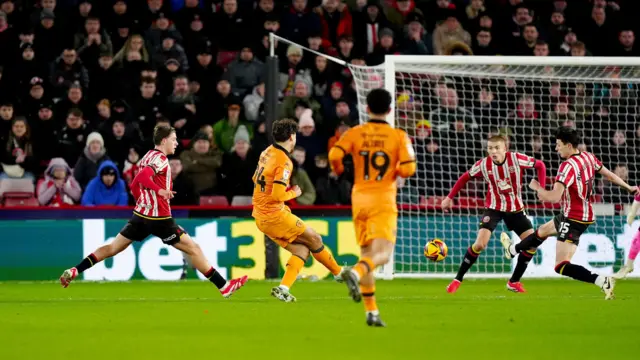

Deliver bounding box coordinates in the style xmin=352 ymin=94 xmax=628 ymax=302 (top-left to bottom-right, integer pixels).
xmin=1 ymin=279 xmax=640 ymax=360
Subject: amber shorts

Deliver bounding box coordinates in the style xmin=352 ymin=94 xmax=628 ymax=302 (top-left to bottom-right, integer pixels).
xmin=255 ymin=207 xmax=306 ymax=248
xmin=352 ymin=205 xmax=397 ymax=247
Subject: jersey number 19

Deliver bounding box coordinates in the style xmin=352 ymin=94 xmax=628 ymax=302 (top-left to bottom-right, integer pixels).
xmin=359 ymin=150 xmax=390 ymax=181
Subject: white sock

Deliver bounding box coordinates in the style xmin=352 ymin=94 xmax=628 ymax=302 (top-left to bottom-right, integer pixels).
xmin=628 ymin=259 xmax=635 ymax=268
xmin=350 ymin=268 xmax=361 ymax=282
xmin=594 ymin=275 xmax=605 ymax=287
xmin=278 ymin=284 xmax=289 ymax=292
xmin=366 ymin=310 xmax=380 ymax=317
xmin=509 ymin=244 xmax=517 ymax=256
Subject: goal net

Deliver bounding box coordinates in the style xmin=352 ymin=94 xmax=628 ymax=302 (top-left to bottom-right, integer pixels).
xmin=348 ymin=56 xmax=640 ymax=279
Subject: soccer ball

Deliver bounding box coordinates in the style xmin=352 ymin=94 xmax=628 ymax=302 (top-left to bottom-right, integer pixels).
xmin=424 ymin=239 xmax=448 ymax=262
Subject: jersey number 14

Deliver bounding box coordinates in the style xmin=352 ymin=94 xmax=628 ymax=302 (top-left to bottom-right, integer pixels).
xmin=254 ymin=167 xmax=266 ymax=192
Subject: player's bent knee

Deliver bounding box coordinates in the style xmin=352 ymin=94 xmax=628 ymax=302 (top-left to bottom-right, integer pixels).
xmin=376 ymin=248 xmax=394 ymax=265
xmin=538 ymin=221 xmax=557 ymax=238
xmin=472 ymin=241 xmax=487 ymax=252
xmin=294 ymin=247 xmax=310 ymax=261
xmin=519 ymin=229 xmax=535 ymax=239
xmin=310 ymin=233 xmax=323 ymax=250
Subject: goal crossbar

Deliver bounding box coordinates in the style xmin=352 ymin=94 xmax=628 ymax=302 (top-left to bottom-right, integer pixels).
xmin=384 ymin=55 xmax=640 ymax=67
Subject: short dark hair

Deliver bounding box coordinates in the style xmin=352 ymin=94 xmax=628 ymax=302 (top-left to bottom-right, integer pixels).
xmin=141 ymin=77 xmax=156 ymax=85
xmin=366 ymin=88 xmax=392 ymax=116
xmin=272 ymin=118 xmax=298 ymax=143
xmin=174 ymin=74 xmax=188 ymax=83
xmin=555 ymin=126 xmax=580 ymax=148
xmin=153 ymin=124 xmax=176 ymax=145
xmin=68 ymin=108 xmax=83 ymax=118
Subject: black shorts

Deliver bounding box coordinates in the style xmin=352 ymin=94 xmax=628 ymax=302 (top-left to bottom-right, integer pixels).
xmin=119 ymin=214 xmax=186 ymax=245
xmin=553 ymin=214 xmax=592 ymax=245
xmin=479 ymin=209 xmax=533 ymax=236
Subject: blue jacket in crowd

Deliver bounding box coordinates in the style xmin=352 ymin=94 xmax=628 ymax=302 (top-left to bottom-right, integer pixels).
xmin=81 ymin=161 xmax=129 ymax=206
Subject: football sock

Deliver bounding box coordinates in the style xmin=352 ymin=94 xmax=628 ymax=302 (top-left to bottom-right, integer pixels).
xmin=510 ymin=250 xmax=535 ymax=283
xmin=203 ymin=267 xmax=227 ymax=289
xmin=454 ymin=246 xmax=481 ymax=281
xmin=515 ymin=231 xmax=546 ymax=253
xmin=361 ymin=285 xmax=378 ymax=315
xmin=352 ymin=257 xmax=374 ymax=281
xmin=629 ymin=231 xmax=640 ymax=261
xmin=311 ymin=245 xmax=341 ymax=276
xmin=75 ymin=253 xmax=99 ymax=273
xmin=280 ymin=255 xmax=305 ymax=289
xmin=554 ymin=261 xmax=598 ymax=284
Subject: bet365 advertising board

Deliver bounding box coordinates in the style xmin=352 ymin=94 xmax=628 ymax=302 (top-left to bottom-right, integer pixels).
xmin=1 ymin=216 xmax=638 ymax=280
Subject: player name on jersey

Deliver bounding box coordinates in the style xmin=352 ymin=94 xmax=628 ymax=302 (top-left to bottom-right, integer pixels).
xmin=469 ymin=152 xmax=537 ymax=213
xmin=555 ymin=152 xmax=602 ymax=223
xmin=134 ymin=149 xmax=173 ymax=218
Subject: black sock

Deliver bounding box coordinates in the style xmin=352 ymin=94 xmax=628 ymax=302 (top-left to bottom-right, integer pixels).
xmin=455 ymin=246 xmax=480 ymax=281
xmin=510 ymin=250 xmax=535 ymax=283
xmin=204 ymin=267 xmax=227 ymax=289
xmin=515 ymin=231 xmax=545 ymax=253
xmin=75 ymin=253 xmax=98 ymax=273
xmin=555 ymin=261 xmax=598 ymax=284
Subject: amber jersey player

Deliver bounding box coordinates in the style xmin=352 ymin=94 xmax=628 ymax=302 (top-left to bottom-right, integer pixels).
xmin=441 ymin=136 xmax=547 ymax=294
xmin=501 ymin=127 xmax=639 ymax=300
xmin=59 ymin=125 xmax=248 ymax=298
xmin=252 ymin=118 xmax=345 ymax=303
xmin=329 ymin=88 xmax=416 ymax=327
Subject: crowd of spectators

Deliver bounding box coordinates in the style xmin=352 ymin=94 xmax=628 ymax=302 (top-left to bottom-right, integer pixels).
xmin=0 ymin=0 xmax=638 ymax=208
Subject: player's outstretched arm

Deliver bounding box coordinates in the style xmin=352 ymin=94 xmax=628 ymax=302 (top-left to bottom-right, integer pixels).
xmin=598 ymin=166 xmax=639 ymax=195
xmin=530 ymin=181 xmax=564 ymax=203
xmin=533 ymin=160 xmax=547 ymax=189
xmin=447 ymin=172 xmax=472 ymax=199
xmin=441 ymin=172 xmax=472 ymax=211
xmin=628 ymin=194 xmax=640 ymax=225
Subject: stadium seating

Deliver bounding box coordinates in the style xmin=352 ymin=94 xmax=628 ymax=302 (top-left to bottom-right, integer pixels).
xmin=0 ymin=179 xmax=36 ymax=197
xmin=423 ymin=196 xmax=448 ymax=207
xmin=231 ymin=196 xmax=253 ymax=206
xmin=3 ymin=194 xmax=39 ymax=207
xmin=457 ymin=197 xmax=485 ymax=209
xmin=199 ymin=196 xmax=229 ymax=206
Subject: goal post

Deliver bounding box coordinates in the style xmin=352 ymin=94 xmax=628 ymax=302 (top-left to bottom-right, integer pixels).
xmin=349 ymin=55 xmax=640 ymax=279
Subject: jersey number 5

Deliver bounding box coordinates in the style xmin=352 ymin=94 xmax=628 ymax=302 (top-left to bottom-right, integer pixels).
xmin=254 ymin=167 xmax=266 ymax=192
xmin=359 ymin=151 xmax=390 ymax=181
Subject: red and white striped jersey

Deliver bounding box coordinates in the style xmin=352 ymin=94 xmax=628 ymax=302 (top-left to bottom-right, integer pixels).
xmin=555 ymin=152 xmax=602 ymax=222
xmin=134 ymin=149 xmax=172 ymax=218
xmin=469 ymin=152 xmax=537 ymax=212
